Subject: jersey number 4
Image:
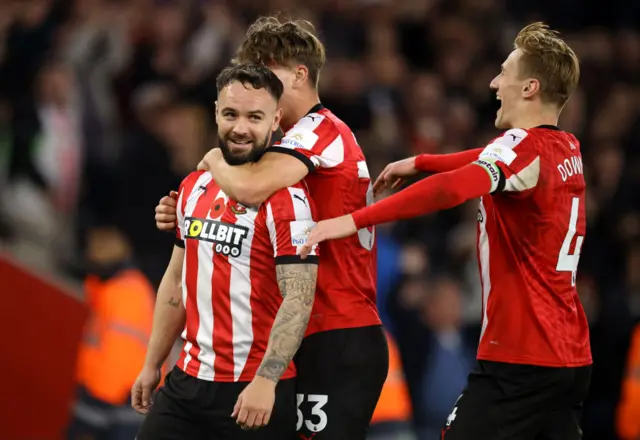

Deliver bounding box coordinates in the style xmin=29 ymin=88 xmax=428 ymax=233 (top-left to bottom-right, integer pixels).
xmin=556 ymin=197 xmax=585 ymax=286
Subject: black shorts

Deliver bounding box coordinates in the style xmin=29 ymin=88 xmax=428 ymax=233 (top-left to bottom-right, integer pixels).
xmin=136 ymin=367 xmax=296 ymax=440
xmin=294 ymin=325 xmax=389 ymax=440
xmin=441 ymin=360 xmax=592 ymax=440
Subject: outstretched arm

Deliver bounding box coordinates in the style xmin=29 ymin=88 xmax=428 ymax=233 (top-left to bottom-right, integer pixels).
xmin=372 ymin=148 xmax=485 ymax=194
xmin=354 ymin=161 xmax=498 ymax=228
xmin=299 ymin=160 xmax=501 ymax=257
xmin=414 ymin=148 xmax=484 ymax=173
xmin=205 ymin=149 xmax=309 ymax=206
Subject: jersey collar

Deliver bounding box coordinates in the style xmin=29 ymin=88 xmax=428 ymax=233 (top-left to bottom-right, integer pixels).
xmin=306 ymin=103 xmax=324 ymax=115
xmin=535 ymin=125 xmax=560 ymax=130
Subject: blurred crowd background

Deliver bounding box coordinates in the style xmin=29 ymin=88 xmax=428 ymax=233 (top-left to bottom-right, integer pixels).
xmin=0 ymin=0 xmax=639 ymax=439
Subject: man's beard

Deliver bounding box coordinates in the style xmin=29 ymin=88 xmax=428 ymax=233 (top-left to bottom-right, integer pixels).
xmin=217 ymin=131 xmax=272 ymax=165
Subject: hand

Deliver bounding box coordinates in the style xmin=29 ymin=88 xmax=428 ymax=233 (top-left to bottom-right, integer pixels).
xmin=197 ymin=148 xmax=222 ymax=171
xmin=231 ymin=376 xmax=276 ymax=430
xmin=372 ymin=157 xmax=419 ymax=196
xmin=299 ymin=215 xmax=357 ymax=258
xmin=155 ymin=191 xmax=178 ymax=231
xmin=131 ymin=365 xmax=161 ymax=414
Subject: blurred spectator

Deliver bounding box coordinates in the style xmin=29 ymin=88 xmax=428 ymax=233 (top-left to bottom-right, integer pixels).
xmin=70 ymin=225 xmax=154 ymax=440
xmin=417 ymin=276 xmax=475 ymax=440
xmin=617 ymin=322 xmax=640 ymax=440
xmin=369 ymin=332 xmax=415 ymax=440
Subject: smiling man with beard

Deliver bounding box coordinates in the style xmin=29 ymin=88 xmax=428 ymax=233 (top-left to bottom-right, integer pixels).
xmin=132 ymin=64 xmax=319 ymax=440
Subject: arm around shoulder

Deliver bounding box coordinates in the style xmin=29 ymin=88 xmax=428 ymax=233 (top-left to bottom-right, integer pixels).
xmin=232 ymin=152 xmax=310 ymax=206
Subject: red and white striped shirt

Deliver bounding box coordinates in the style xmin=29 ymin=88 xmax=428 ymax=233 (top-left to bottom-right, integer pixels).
xmin=174 ymin=171 xmax=318 ymax=382
xmin=270 ymin=104 xmax=381 ymax=335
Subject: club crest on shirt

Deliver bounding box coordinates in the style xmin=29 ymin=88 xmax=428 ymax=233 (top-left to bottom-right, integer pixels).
xmin=230 ymin=202 xmax=248 ymax=215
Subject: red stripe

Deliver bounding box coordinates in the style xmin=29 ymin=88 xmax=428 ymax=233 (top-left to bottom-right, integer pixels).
xmin=211 ymin=201 xmax=238 ymax=379
xmin=310 ymin=115 xmax=339 ymax=155
xmin=175 ymin=172 xmax=202 ymax=241
xmin=182 ymin=177 xmax=217 ymax=376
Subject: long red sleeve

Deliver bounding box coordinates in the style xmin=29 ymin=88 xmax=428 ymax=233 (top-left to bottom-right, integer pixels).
xmin=352 ymin=163 xmax=492 ymax=229
xmin=414 ymin=148 xmax=484 ymax=173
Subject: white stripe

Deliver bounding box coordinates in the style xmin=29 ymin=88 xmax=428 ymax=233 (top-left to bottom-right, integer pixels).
xmin=181 ymin=340 xmax=193 ymax=371
xmin=293 ymin=113 xmax=325 ymax=131
xmin=357 ymin=160 xmax=370 ymax=179
xmin=265 ymin=203 xmax=278 ymax=256
xmin=287 ymin=187 xmax=312 ymax=220
xmin=312 ymin=135 xmax=344 ymax=168
xmin=230 ymin=209 xmax=259 ymax=380
xmin=176 ymin=189 xmax=186 ymax=239
xmin=179 ymin=177 xmax=210 ymax=371
xmin=193 ymin=188 xmax=226 ymax=380
xmin=504 ymin=157 xmax=541 ymax=192
xmin=478 ymin=198 xmax=491 ymax=342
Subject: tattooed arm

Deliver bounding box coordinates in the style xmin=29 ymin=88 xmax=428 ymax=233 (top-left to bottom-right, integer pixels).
xmin=144 ymin=245 xmax=186 ymax=369
xmin=256 ymin=263 xmax=318 ymax=382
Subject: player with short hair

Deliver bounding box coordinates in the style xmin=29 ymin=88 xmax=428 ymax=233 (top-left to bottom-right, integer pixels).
xmin=300 ymin=22 xmax=592 ymax=440
xmin=155 ymin=17 xmax=388 ymax=440
xmin=132 ymin=63 xmax=319 ymax=440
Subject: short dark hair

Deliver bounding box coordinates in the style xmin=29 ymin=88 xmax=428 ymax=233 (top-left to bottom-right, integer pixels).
xmin=216 ymin=64 xmax=284 ymax=101
xmin=234 ymin=16 xmax=326 ymax=88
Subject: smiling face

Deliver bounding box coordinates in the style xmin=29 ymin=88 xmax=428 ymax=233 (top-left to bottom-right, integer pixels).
xmin=215 ymin=80 xmax=282 ymax=165
xmin=489 ymin=49 xmax=531 ymax=130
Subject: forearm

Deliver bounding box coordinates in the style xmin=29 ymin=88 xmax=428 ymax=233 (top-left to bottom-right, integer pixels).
xmin=209 ymin=158 xmax=258 ymax=204
xmin=256 ymin=264 xmax=318 ymax=382
xmin=145 ymin=261 xmax=186 ymax=368
xmin=415 ymin=148 xmax=484 ymax=173
xmin=352 ymin=163 xmax=492 ymax=228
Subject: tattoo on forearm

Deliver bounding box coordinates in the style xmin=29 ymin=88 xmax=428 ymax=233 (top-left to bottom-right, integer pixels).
xmin=257 ymin=264 xmax=318 ymax=383
xmin=165 ymin=297 xmax=180 ymax=308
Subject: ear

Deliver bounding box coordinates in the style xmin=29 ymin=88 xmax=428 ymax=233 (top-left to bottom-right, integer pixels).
xmin=522 ymin=79 xmax=540 ymax=99
xmin=214 ymin=101 xmax=221 ymax=125
xmin=292 ymin=65 xmax=310 ymax=89
xmin=272 ymin=108 xmax=283 ymax=131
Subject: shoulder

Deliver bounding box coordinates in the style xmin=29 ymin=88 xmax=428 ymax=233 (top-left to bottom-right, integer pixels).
xmin=263 ymin=184 xmax=313 ymax=218
xmin=180 ymin=170 xmax=208 ymax=190
xmin=280 ymin=112 xmax=340 ymax=149
xmin=481 ymin=128 xmax=542 ymax=165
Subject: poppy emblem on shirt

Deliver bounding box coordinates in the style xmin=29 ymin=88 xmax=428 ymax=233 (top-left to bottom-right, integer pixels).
xmin=210 ymin=198 xmax=226 ymax=219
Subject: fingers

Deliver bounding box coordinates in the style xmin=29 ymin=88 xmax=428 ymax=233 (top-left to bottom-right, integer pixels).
xmin=156 ymin=195 xmax=178 ymax=231
xmin=231 ymin=395 xmax=242 ymax=418
xmin=238 ymin=409 xmax=270 ymax=430
xmin=244 ymin=411 xmax=259 ymax=430
xmin=197 ymin=160 xmax=208 ymax=171
xmin=159 ymin=195 xmax=177 ymax=208
xmin=141 ymin=383 xmax=152 ymax=412
xmin=390 ymin=178 xmax=405 ymax=190
xmin=131 ymin=383 xmax=148 ymax=415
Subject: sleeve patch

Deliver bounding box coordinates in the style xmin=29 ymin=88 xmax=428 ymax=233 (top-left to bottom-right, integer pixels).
xmin=479 ymin=143 xmax=518 ymax=165
xmin=279 ymin=128 xmax=319 ymax=151
xmin=290 ymin=220 xmax=316 ymax=246
xmin=474 ymin=159 xmax=502 ymax=193
xmin=493 ymin=128 xmax=529 ymax=149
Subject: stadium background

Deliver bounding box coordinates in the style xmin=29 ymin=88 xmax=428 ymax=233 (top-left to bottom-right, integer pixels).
xmin=0 ymin=0 xmax=638 ymax=439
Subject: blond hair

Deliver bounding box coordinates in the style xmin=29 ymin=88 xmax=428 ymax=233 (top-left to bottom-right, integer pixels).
xmin=514 ymin=22 xmax=580 ymax=107
xmin=234 ymin=16 xmax=326 ymax=87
